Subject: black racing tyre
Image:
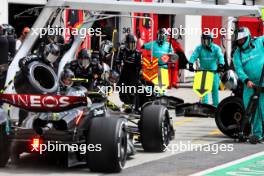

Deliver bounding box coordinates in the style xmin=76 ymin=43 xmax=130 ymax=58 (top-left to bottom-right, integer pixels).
xmin=0 ymin=123 xmax=10 ymax=167
xmin=87 ymin=117 xmax=127 ymax=173
xmin=140 ymin=104 xmax=171 ymax=152
xmin=14 ymin=61 xmax=58 ymax=94
xmin=215 ymin=96 xmax=250 ymax=138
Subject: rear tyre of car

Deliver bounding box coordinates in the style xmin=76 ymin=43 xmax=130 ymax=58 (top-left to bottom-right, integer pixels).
xmin=87 ymin=117 xmax=127 ymax=173
xmin=0 ymin=123 xmax=10 ymax=167
xmin=140 ymin=104 xmax=171 ymax=152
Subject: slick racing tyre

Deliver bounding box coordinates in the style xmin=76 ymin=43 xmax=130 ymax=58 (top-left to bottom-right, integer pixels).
xmin=14 ymin=61 xmax=58 ymax=94
xmin=140 ymin=104 xmax=171 ymax=152
xmin=0 ymin=123 xmax=10 ymax=167
xmin=87 ymin=117 xmax=127 ymax=173
xmin=215 ymin=96 xmax=250 ymax=138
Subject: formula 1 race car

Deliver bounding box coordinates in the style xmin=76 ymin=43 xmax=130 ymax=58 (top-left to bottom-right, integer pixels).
xmin=0 ymin=88 xmax=128 ymax=173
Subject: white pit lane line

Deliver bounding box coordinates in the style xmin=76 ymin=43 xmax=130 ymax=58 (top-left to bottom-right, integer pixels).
xmin=190 ymin=151 xmax=264 ymax=176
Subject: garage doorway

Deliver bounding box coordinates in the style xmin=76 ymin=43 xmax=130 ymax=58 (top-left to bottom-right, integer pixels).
xmin=8 ymin=3 xmax=43 ymax=37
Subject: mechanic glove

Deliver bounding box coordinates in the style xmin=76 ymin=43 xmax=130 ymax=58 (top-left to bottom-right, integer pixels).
xmin=217 ymin=64 xmax=224 ymax=73
xmin=188 ymin=63 xmax=194 ymax=72
xmin=244 ymin=78 xmax=254 ymax=88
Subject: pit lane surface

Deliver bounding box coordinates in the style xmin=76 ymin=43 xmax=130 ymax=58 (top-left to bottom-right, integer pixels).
xmin=0 ymin=88 xmax=263 ymax=176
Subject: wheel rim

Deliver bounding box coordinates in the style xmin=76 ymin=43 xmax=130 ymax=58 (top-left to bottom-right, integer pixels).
xmin=118 ymin=123 xmax=127 ymax=169
xmin=161 ymin=116 xmax=170 ymax=147
xmin=217 ymin=101 xmax=244 ymax=136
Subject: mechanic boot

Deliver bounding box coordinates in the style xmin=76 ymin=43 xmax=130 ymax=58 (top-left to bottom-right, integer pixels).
xmin=249 ymin=135 xmax=262 ymax=144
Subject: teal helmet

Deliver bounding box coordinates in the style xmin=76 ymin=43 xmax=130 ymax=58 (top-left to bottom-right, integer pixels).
xmin=236 ymin=27 xmax=251 ymax=50
xmin=201 ymin=32 xmax=213 ymax=48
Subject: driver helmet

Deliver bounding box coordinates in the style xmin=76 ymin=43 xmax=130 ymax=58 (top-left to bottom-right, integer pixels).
xmin=221 ymin=70 xmax=238 ymax=90
xmin=65 ymin=86 xmax=88 ymax=97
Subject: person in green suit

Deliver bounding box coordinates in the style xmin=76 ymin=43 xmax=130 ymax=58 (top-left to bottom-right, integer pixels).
xmin=233 ymin=27 xmax=264 ymax=142
xmin=189 ymin=33 xmax=225 ymax=107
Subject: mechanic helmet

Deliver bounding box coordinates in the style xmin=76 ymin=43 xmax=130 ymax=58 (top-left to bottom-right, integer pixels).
xmin=60 ymin=69 xmax=75 ymax=88
xmin=109 ymin=70 xmax=120 ymax=84
xmin=90 ymin=52 xmax=100 ymax=65
xmin=236 ymin=27 xmax=251 ymax=50
xmin=201 ymin=32 xmax=213 ymax=48
xmin=77 ymin=48 xmax=91 ymax=69
xmin=221 ymin=70 xmax=238 ymax=90
xmin=157 ymin=28 xmax=167 ymax=46
xmin=44 ymin=43 xmax=60 ymax=64
xmin=125 ymin=34 xmax=137 ymax=51
xmin=54 ymin=35 xmax=65 ymax=44
xmin=3 ymin=24 xmax=15 ymax=35
xmin=99 ymin=40 xmax=113 ymax=57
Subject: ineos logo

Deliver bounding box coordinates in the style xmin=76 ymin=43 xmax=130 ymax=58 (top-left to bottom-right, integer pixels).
xmin=11 ymin=95 xmax=70 ymax=109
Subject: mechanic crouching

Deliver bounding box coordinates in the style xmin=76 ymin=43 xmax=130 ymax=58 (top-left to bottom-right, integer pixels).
xmin=59 ymin=68 xmax=75 ymax=94
xmin=87 ymin=52 xmax=104 ymax=90
xmin=65 ymin=49 xmax=104 ymax=90
xmin=233 ymin=27 xmax=264 ymax=143
xmin=189 ymin=33 xmax=225 ymax=107
xmin=65 ymin=48 xmax=91 ymax=88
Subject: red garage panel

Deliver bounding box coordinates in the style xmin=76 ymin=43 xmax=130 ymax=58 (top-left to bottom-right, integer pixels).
xmin=238 ymin=17 xmax=263 ymax=37
xmin=202 ymin=16 xmax=222 ymax=45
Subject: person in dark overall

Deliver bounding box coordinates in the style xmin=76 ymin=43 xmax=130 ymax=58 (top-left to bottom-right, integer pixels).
xmin=118 ymin=34 xmax=150 ymax=111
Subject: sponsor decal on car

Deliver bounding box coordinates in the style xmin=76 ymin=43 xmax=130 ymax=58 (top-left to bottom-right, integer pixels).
xmin=0 ymin=94 xmax=88 ymax=112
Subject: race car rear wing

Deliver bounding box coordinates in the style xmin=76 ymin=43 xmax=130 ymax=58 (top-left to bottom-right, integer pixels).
xmin=0 ymin=94 xmax=88 ymax=112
